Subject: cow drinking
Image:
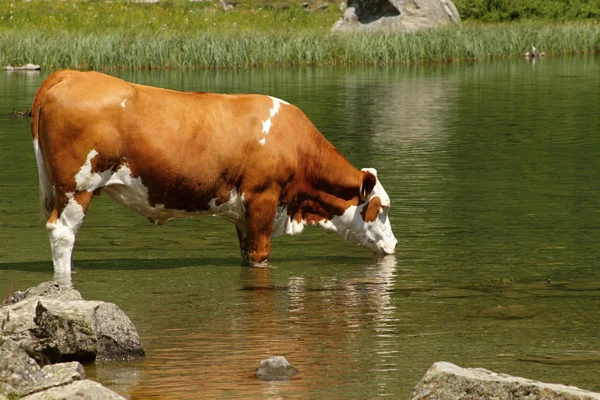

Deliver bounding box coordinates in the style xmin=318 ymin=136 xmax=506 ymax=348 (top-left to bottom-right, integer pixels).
xmin=31 ymin=70 xmax=397 ymax=276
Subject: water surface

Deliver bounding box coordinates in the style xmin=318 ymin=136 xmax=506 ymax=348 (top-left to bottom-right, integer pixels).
xmin=1 ymin=57 xmax=600 ymax=398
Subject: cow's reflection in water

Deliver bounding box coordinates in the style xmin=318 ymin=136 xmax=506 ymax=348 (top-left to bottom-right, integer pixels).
xmin=238 ymin=256 xmax=399 ymax=397
xmin=127 ymin=258 xmax=398 ymax=399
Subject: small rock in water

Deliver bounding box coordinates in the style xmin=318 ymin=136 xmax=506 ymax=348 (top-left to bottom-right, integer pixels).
xmin=255 ymin=356 xmax=299 ymax=381
xmin=3 ymin=63 xmax=40 ymax=71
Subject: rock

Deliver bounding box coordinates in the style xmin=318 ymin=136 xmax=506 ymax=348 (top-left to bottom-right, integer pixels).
xmin=0 ymin=336 xmax=124 ymax=399
xmin=1 ymin=281 xmax=81 ymax=307
xmin=410 ymin=361 xmax=600 ymax=400
xmin=0 ymin=336 xmax=83 ymax=397
xmin=3 ymin=63 xmax=40 ymax=71
xmin=1 ymin=281 xmax=144 ymax=363
xmin=22 ymin=380 xmax=126 ymax=400
xmin=332 ymin=0 xmax=460 ymax=33
xmin=476 ymin=304 xmax=539 ymax=320
xmin=219 ymin=0 xmax=233 ymax=10
xmin=255 ymin=356 xmax=299 ymax=381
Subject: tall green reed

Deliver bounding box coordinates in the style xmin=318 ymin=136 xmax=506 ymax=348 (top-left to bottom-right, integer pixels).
xmin=1 ymin=22 xmax=599 ymax=70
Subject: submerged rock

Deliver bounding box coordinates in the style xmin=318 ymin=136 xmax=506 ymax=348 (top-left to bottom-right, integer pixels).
xmin=332 ymin=0 xmax=460 ymax=33
xmin=410 ymin=361 xmax=600 ymax=400
xmin=255 ymin=356 xmax=299 ymax=381
xmin=1 ymin=281 xmax=144 ymax=363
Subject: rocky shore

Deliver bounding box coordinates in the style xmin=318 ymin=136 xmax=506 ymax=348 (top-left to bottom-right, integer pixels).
xmin=0 ymin=281 xmax=144 ymax=399
xmin=410 ymin=361 xmax=600 ymax=400
xmin=2 ymin=281 xmax=599 ymax=399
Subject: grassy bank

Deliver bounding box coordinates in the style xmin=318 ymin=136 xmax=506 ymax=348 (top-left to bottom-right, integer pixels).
xmin=453 ymin=0 xmax=600 ymax=22
xmin=0 ymin=0 xmax=599 ymax=70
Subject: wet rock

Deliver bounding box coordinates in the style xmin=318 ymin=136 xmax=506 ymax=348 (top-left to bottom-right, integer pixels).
xmin=255 ymin=356 xmax=299 ymax=381
xmin=410 ymin=361 xmax=600 ymax=400
xmin=0 ymin=336 xmax=83 ymax=397
xmin=0 ymin=336 xmax=124 ymax=399
xmin=332 ymin=0 xmax=460 ymax=33
xmin=22 ymin=380 xmax=126 ymax=400
xmin=1 ymin=281 xmax=144 ymax=363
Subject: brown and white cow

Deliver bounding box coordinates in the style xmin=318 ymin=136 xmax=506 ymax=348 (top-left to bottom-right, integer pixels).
xmin=31 ymin=70 xmax=397 ymax=276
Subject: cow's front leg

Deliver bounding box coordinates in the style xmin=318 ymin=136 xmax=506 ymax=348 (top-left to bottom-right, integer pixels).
xmin=242 ymin=193 xmax=278 ymax=266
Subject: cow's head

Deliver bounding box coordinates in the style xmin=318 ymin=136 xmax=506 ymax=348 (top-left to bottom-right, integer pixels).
xmin=319 ymin=168 xmax=397 ymax=255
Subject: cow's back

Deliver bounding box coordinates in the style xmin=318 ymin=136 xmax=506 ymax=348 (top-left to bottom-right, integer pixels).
xmin=33 ymin=70 xmax=318 ymax=212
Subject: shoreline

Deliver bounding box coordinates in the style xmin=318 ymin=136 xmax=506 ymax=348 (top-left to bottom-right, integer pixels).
xmin=1 ymin=21 xmax=599 ymax=71
xmin=1 ymin=1 xmax=599 ymax=70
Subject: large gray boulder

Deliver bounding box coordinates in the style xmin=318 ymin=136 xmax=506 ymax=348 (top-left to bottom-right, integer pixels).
xmin=332 ymin=0 xmax=460 ymax=33
xmin=0 ymin=336 xmax=124 ymax=399
xmin=1 ymin=281 xmax=144 ymax=363
xmin=411 ymin=361 xmax=600 ymax=400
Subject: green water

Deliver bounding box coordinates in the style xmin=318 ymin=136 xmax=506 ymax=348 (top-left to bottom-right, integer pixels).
xmin=1 ymin=57 xmax=600 ymax=398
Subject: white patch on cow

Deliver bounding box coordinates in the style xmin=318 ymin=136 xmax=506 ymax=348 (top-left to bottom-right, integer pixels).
xmin=262 ymin=119 xmax=272 ymax=134
xmin=318 ymin=169 xmax=397 ymax=255
xmin=258 ymin=96 xmax=288 ymax=146
xmin=121 ymin=99 xmax=127 ymax=108
xmin=272 ymin=206 xmax=307 ymax=238
xmin=46 ymin=192 xmax=86 ymax=275
xmin=100 ymin=165 xmax=247 ymax=226
xmin=286 ymin=218 xmax=307 ymax=235
xmin=207 ymin=189 xmax=246 ymax=224
xmin=75 ymin=149 xmax=113 ymax=192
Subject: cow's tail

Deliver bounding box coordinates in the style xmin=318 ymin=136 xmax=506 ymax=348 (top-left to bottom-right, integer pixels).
xmin=31 ymin=71 xmax=67 ymax=220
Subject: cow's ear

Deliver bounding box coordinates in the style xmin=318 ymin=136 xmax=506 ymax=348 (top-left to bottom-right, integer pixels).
xmin=360 ymin=171 xmax=377 ymax=200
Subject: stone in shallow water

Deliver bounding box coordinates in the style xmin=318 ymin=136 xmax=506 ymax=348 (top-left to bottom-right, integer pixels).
xmin=410 ymin=361 xmax=600 ymax=400
xmin=255 ymin=356 xmax=299 ymax=381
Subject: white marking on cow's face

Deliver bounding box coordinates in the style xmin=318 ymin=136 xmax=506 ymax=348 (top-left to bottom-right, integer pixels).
xmin=121 ymin=99 xmax=127 ymax=108
xmin=258 ymin=96 xmax=288 ymax=146
xmin=320 ymin=169 xmax=397 ymax=255
xmin=46 ymin=192 xmax=86 ymax=274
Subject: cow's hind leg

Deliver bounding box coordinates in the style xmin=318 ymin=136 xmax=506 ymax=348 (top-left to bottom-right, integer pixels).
xmin=46 ymin=191 xmax=93 ymax=277
xmin=235 ymin=225 xmax=249 ymax=263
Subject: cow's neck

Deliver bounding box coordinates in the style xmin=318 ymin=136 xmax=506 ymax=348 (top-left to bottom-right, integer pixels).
xmin=288 ymin=137 xmax=362 ymax=223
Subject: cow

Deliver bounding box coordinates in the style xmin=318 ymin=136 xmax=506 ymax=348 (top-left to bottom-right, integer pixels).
xmin=31 ymin=70 xmax=397 ymax=277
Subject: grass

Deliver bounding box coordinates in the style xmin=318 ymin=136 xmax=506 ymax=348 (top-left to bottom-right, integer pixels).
xmin=453 ymin=0 xmax=600 ymax=22
xmin=0 ymin=0 xmax=338 ymax=34
xmin=0 ymin=0 xmax=599 ymax=70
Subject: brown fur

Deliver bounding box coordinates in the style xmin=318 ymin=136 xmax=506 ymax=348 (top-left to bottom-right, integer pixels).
xmin=32 ymin=70 xmax=377 ymax=264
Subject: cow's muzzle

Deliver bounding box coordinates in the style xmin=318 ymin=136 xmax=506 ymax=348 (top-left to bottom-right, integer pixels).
xmin=375 ymin=238 xmax=397 ymax=255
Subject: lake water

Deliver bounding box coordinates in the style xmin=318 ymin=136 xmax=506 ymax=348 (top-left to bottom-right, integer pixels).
xmin=1 ymin=57 xmax=600 ymax=398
